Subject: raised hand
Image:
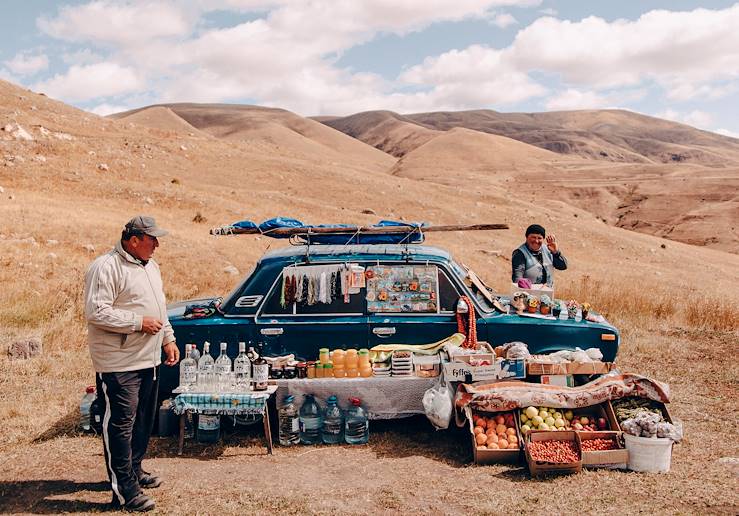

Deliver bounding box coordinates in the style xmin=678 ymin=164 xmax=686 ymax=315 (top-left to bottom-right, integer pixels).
xmin=546 ymin=234 xmax=559 ymax=254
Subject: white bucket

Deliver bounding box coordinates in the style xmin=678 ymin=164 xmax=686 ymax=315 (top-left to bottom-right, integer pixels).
xmin=623 ymin=433 xmax=673 ymax=473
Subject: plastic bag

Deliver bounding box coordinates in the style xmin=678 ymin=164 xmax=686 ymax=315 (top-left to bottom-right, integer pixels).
xmin=502 ymin=341 xmax=530 ymax=359
xmin=423 ymin=377 xmax=454 ymax=430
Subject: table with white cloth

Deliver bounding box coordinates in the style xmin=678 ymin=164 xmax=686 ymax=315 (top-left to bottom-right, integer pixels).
xmin=275 ymin=376 xmax=439 ymax=419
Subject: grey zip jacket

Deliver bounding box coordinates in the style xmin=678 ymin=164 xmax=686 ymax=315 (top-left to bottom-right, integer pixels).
xmin=84 ymin=240 xmax=175 ymax=373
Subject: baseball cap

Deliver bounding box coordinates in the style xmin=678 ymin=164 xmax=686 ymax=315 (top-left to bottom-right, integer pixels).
xmin=124 ymin=215 xmax=168 ymax=237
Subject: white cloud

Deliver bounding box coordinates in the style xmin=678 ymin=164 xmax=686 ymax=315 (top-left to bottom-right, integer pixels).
xmin=655 ymin=108 xmax=713 ymax=129
xmin=89 ymin=103 xmax=132 ymax=116
xmin=4 ymin=53 xmax=49 ymax=76
xmin=509 ymin=6 xmax=739 ymax=94
xmin=37 ymin=1 xmax=194 ymax=46
xmin=545 ymin=89 xmax=609 ymax=110
xmin=32 ymin=62 xmax=144 ymax=102
xmin=715 ymin=128 xmax=739 ymax=139
xmin=489 ymin=13 xmax=517 ymax=28
xmin=62 ymin=49 xmax=104 ymax=66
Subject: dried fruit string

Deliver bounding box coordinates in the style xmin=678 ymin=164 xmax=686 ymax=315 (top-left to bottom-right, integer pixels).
xmin=456 ymin=296 xmax=477 ymax=349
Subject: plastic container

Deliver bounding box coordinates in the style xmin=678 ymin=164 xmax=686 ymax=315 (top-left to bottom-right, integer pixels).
xmin=345 ymin=397 xmax=369 ymax=444
xmin=321 ymin=395 xmax=345 ymax=444
xmin=278 ymin=395 xmax=300 ymax=446
xmin=197 ymin=414 xmax=220 ymax=443
xmin=299 ymin=394 xmax=323 ymax=444
xmin=623 ymin=433 xmax=672 ymax=473
xmin=345 ymin=349 xmax=358 ymax=369
xmin=79 ymin=386 xmax=96 ymax=432
xmin=332 ymin=349 xmax=346 ymax=367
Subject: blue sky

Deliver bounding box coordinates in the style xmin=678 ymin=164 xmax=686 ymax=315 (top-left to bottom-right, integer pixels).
xmin=1 ymin=1 xmax=738 ymax=137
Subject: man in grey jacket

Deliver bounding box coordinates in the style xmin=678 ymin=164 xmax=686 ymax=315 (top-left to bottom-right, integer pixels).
xmin=84 ymin=215 xmax=179 ymax=512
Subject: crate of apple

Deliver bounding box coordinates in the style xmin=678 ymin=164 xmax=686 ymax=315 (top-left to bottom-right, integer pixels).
xmin=473 ymin=413 xmax=520 ymax=450
xmin=519 ymin=406 xmax=608 ymax=434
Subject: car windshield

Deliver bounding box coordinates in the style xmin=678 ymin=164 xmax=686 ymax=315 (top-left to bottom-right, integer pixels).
xmin=451 ymin=260 xmax=497 ymax=312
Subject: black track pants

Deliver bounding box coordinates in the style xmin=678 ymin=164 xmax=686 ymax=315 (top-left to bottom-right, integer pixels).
xmin=98 ymin=367 xmax=159 ymax=504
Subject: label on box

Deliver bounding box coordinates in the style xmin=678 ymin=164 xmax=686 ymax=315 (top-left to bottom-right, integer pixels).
xmin=442 ymin=362 xmax=498 ymax=381
xmin=541 ymin=374 xmax=574 ymax=387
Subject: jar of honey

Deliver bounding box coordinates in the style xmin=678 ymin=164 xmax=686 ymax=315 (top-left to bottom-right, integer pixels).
xmin=307 ymin=361 xmax=316 ymax=379
xmin=332 ymin=349 xmax=346 ymax=368
xmin=319 ymin=348 xmax=330 ymax=364
xmin=315 ymin=362 xmax=325 ymax=378
xmin=345 ymin=349 xmax=358 ymax=369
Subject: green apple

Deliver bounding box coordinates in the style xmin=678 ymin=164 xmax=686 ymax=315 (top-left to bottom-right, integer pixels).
xmin=525 ymin=406 xmax=538 ymax=419
xmin=521 ymin=424 xmax=531 ymax=434
xmin=520 ymin=413 xmax=529 ymax=423
xmin=539 ymin=423 xmax=550 ymax=431
xmin=553 ymin=411 xmax=563 ymax=420
xmin=545 ymin=416 xmax=555 ymax=426
xmin=539 ymin=410 xmax=549 ymax=419
xmin=555 ymin=418 xmax=565 ymax=428
xmin=532 ymin=415 xmax=544 ymax=426
xmin=564 ymin=410 xmax=574 ymax=421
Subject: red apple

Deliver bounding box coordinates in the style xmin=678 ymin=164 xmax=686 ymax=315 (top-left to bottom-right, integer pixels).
xmin=597 ymin=418 xmax=607 ymax=430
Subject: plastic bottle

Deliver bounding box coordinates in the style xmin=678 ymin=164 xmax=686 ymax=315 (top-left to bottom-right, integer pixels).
xmin=278 ymin=395 xmax=300 ymax=446
xmin=79 ymin=386 xmax=96 ymax=432
xmin=299 ymin=394 xmax=323 ymax=445
xmin=197 ymin=414 xmax=220 ymax=443
xmin=345 ymin=397 xmax=369 ymax=444
xmin=321 ymin=395 xmax=345 ymax=444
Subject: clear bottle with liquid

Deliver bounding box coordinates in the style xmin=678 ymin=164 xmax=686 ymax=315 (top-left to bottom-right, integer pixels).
xmin=179 ymin=344 xmax=197 ymax=390
xmin=278 ymin=395 xmax=300 ymax=446
xmin=197 ymin=341 xmax=215 ymax=391
xmin=79 ymin=386 xmax=96 ymax=432
xmin=299 ymin=394 xmax=323 ymax=445
xmin=189 ymin=343 xmax=200 ymax=362
xmin=344 ymin=397 xmax=369 ymax=445
xmin=234 ymin=341 xmax=251 ymax=391
xmin=215 ymin=342 xmax=232 ymax=390
xmin=321 ymin=395 xmax=344 ymax=444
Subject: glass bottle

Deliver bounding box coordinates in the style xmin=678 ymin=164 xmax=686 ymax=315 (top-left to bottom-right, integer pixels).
xmin=215 ymin=342 xmax=232 ymax=391
xmin=278 ymin=395 xmax=300 ymax=446
xmin=197 ymin=341 xmax=215 ymax=391
xmin=179 ymin=344 xmax=197 ymax=390
xmin=234 ymin=341 xmax=251 ymax=391
xmin=252 ymin=343 xmax=269 ymax=391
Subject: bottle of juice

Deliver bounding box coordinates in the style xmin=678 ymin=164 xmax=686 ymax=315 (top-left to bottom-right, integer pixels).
xmin=358 ymin=349 xmax=372 ymax=378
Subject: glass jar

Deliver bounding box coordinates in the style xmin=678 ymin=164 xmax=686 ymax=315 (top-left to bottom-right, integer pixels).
xmin=315 ymin=363 xmax=325 ymax=379
xmin=319 ymin=348 xmax=330 ymax=364
xmin=324 ymin=363 xmax=334 ymax=378
xmin=297 ymin=362 xmax=308 ymax=379
xmin=307 ymin=361 xmax=316 ymax=379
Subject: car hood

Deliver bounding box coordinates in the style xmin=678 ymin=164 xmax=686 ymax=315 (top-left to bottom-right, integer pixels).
xmin=167 ymin=297 xmax=220 ymax=320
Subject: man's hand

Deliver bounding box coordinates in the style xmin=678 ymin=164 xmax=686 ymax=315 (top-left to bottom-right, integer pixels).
xmin=546 ymin=234 xmax=559 ymax=254
xmin=141 ymin=316 xmax=163 ymax=335
xmin=163 ymin=341 xmax=179 ymax=366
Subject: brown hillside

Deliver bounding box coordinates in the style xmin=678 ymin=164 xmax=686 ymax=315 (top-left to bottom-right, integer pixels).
xmin=111 ymin=106 xmax=211 ymax=138
xmin=319 ymin=110 xmax=439 ymax=157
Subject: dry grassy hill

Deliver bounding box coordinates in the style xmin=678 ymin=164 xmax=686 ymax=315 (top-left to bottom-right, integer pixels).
xmin=0 ymin=78 xmax=737 ymax=513
xmin=319 ymin=110 xmax=440 ymax=157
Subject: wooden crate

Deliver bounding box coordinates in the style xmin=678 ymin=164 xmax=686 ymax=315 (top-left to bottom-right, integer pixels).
xmin=579 ymin=431 xmax=629 ymax=467
xmin=466 ymin=406 xmax=522 ymax=465
xmin=525 ymin=430 xmax=582 ymax=477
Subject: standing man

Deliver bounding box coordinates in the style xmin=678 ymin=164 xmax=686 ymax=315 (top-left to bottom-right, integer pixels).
xmin=84 ymin=216 xmax=179 ymax=512
xmin=511 ymin=224 xmax=568 ymax=287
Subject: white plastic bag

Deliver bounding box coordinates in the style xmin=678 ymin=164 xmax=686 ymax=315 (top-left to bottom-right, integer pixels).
xmin=423 ymin=376 xmax=454 ymax=430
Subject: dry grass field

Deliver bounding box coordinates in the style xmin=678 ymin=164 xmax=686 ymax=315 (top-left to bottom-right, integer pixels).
xmin=1 ymin=78 xmax=738 ymax=514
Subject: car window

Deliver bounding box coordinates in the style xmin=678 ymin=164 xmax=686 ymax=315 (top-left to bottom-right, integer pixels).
xmin=261 ymin=264 xmax=366 ymax=316
xmin=366 ymin=264 xmax=443 ymax=314
xmin=438 ymin=269 xmax=461 ymax=312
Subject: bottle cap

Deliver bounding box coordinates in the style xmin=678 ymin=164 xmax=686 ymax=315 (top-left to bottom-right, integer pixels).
xmin=327 ymin=395 xmax=337 ymax=403
xmin=319 ymin=347 xmax=329 ymax=353
xmin=349 ymin=397 xmax=361 ymax=406
xmin=86 ymin=386 xmax=95 ymax=394
xmin=325 ymin=363 xmax=333 ymax=369
xmin=283 ymin=395 xmax=294 ymax=403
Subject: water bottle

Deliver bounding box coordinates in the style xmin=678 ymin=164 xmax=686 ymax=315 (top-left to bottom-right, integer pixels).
xmin=79 ymin=386 xmax=96 ymax=432
xmin=278 ymin=395 xmax=300 ymax=446
xmin=345 ymin=397 xmax=369 ymax=445
xmin=197 ymin=414 xmax=220 ymax=443
xmin=299 ymin=394 xmax=323 ymax=445
xmin=321 ymin=395 xmax=344 ymax=444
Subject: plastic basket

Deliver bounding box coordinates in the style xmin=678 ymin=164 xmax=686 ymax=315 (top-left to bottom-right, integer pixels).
xmin=623 ymin=433 xmax=673 ymax=473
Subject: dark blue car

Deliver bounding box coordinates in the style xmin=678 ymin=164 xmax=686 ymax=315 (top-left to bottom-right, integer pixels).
xmin=160 ymin=243 xmax=619 ymax=399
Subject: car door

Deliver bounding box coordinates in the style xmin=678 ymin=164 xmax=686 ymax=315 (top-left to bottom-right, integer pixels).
xmin=255 ymin=263 xmax=369 ymax=360
xmin=367 ymin=263 xmax=462 ymax=348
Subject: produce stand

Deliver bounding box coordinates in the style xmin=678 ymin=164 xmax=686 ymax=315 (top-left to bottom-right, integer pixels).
xmin=275 ymin=376 xmax=437 ymax=419
xmin=172 ymin=385 xmax=278 ymax=455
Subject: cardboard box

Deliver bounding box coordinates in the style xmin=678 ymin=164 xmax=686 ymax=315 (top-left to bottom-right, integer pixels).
xmin=443 ymin=355 xmax=525 ymax=381
xmin=579 ymin=431 xmax=629 ymax=468
xmin=524 ymin=430 xmax=582 ymax=477
xmin=467 ymin=407 xmax=522 ymax=465
xmin=540 ymin=374 xmax=574 ymax=387
xmin=571 ymin=402 xmax=619 ymax=431
xmin=566 ymin=361 xmax=612 ymax=375
xmin=526 ymin=359 xmax=569 ymax=376
xmin=510 ymin=283 xmax=554 ymax=301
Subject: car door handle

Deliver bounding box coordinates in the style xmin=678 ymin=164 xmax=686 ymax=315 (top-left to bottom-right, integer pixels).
xmin=373 ymin=327 xmax=396 ymax=337
xmin=260 ymin=328 xmax=284 ymax=336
